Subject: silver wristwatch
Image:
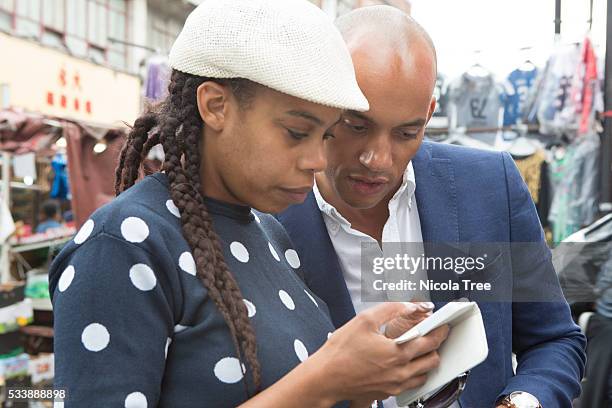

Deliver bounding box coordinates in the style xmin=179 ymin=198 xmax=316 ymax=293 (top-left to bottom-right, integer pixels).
xmin=499 ymin=391 xmax=542 ymax=408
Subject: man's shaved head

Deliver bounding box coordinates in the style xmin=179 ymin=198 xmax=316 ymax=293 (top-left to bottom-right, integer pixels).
xmin=335 ymin=5 xmax=437 ymax=83
xmin=315 ymin=5 xmax=439 ymax=213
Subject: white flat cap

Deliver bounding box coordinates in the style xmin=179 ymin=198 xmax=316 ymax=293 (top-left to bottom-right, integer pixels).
xmin=169 ymin=0 xmax=369 ymax=111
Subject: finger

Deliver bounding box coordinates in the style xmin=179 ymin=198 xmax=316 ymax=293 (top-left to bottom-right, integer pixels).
xmin=360 ymin=302 xmax=414 ymax=329
xmin=415 ymin=301 xmax=435 ymax=312
xmin=403 ymin=351 xmax=441 ymax=377
xmin=396 ymin=373 xmax=429 ymax=393
xmin=398 ymin=325 xmax=449 ymax=360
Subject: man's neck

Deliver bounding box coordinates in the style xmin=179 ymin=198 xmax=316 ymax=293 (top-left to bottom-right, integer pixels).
xmin=316 ymin=174 xmax=398 ymax=243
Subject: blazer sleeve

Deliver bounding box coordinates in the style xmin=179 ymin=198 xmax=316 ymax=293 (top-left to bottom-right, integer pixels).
xmin=497 ymin=152 xmax=586 ymax=407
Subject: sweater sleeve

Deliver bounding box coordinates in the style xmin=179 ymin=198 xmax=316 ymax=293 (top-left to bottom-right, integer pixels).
xmin=50 ymin=232 xmax=176 ymax=407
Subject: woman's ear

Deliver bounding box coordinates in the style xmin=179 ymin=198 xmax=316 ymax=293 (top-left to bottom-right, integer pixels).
xmin=196 ymin=81 xmax=229 ymax=132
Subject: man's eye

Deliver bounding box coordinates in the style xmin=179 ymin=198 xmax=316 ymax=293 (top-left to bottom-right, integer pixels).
xmin=399 ymin=129 xmax=420 ymax=139
xmin=287 ymin=129 xmax=308 ymax=140
xmin=343 ymin=119 xmax=367 ymax=133
xmin=323 ymin=132 xmax=335 ymax=140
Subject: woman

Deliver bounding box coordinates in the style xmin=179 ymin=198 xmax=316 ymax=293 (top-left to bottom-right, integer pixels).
xmin=49 ymin=0 xmax=442 ymax=406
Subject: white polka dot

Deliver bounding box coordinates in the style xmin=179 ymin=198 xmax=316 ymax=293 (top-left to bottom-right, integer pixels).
xmin=252 ymin=212 xmax=261 ymax=223
xmin=328 ymin=332 xmax=333 ymax=339
xmin=124 ymin=391 xmax=147 ymax=408
xmin=129 ymin=264 xmax=157 ymax=291
xmin=294 ymin=339 xmax=309 ymax=362
xmin=74 ymin=219 xmax=94 ymax=244
xmin=285 ymin=249 xmax=301 ymax=269
xmin=304 ymin=289 xmax=318 ymax=307
xmin=121 ymin=217 xmax=149 ymax=243
xmin=230 ymin=241 xmax=249 ymax=263
xmin=165 ymin=337 xmax=172 ymax=359
xmin=58 ymin=265 xmax=75 ymax=292
xmin=279 ymin=290 xmax=295 ymax=310
xmin=214 ymin=357 xmax=246 ymax=384
xmin=174 ymin=324 xmax=189 ymax=333
xmin=81 ymin=323 xmax=110 ymax=352
xmin=179 ymin=252 xmax=196 ymax=276
xmin=268 ymin=242 xmax=280 ymax=262
xmin=166 ymin=200 xmax=180 ymax=218
xmin=243 ymin=299 xmax=256 ymax=318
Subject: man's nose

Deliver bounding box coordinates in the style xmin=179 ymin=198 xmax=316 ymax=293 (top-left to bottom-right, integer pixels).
xmin=359 ymin=134 xmax=393 ymax=172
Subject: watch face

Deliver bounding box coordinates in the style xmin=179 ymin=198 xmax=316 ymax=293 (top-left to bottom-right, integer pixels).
xmin=510 ymin=391 xmax=540 ymax=408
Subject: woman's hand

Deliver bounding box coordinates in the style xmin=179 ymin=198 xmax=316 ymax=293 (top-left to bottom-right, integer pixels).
xmin=349 ymin=301 xmax=436 ymax=407
xmin=307 ymin=302 xmax=449 ymax=404
xmin=239 ymin=302 xmax=448 ymax=408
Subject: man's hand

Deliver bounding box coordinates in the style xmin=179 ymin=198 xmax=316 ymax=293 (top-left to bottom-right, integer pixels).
xmin=384 ymin=302 xmax=435 ymax=339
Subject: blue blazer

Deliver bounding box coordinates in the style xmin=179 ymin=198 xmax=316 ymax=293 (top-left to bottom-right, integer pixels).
xmin=278 ymin=141 xmax=586 ymax=407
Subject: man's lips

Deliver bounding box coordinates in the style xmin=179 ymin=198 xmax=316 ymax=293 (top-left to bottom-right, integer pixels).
xmin=349 ymin=175 xmax=389 ymax=184
xmin=347 ymin=175 xmax=388 ymax=196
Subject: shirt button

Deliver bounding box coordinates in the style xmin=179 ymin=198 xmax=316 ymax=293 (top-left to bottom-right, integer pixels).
xmin=330 ymin=222 xmax=340 ymax=233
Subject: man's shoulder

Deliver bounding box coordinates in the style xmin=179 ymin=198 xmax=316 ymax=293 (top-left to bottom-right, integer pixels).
xmin=421 ymin=140 xmax=506 ymax=164
xmin=418 ymin=141 xmax=510 ymax=181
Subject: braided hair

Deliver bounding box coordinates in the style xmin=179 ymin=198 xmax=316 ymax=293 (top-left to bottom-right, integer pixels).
xmin=115 ymin=70 xmax=261 ymax=395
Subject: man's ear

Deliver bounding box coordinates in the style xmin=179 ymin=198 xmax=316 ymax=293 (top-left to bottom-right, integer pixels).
xmin=196 ymin=81 xmax=229 ymax=132
xmin=425 ymin=96 xmax=437 ymax=124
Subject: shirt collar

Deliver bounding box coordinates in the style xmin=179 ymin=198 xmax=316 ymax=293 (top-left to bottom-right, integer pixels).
xmin=314 ymin=161 xmax=417 ymax=230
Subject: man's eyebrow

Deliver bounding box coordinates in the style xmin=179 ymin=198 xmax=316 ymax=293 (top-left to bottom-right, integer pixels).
xmin=397 ymin=119 xmax=426 ymax=127
xmin=345 ymin=110 xmax=372 ymax=123
xmin=285 ymin=110 xmax=324 ymax=126
xmin=345 ymin=111 xmax=426 ymax=127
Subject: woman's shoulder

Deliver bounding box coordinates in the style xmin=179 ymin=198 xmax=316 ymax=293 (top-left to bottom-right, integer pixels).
xmin=84 ymin=173 xmax=183 ymax=246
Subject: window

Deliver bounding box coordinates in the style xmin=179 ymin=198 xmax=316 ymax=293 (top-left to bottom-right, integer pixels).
xmin=15 ymin=0 xmax=40 ymax=38
xmin=148 ymin=8 xmax=183 ymax=54
xmin=0 ymin=0 xmax=14 ymax=32
xmin=4 ymin=0 xmax=129 ymax=71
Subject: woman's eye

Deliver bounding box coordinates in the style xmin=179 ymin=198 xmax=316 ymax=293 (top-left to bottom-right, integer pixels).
xmin=287 ymin=129 xmax=309 ymax=140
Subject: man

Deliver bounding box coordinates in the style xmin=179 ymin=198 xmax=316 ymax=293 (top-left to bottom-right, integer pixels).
xmin=36 ymin=199 xmax=63 ymax=233
xmin=278 ymin=6 xmax=586 ymax=408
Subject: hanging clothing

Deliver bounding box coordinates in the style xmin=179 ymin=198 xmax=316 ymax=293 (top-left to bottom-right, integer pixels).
xmin=548 ymin=133 xmax=600 ymax=243
xmin=503 ymin=67 xmax=538 ymax=126
xmin=570 ymin=37 xmax=604 ymax=136
xmin=433 ymin=74 xmax=449 ymax=117
xmin=50 ymin=153 xmax=70 ymax=200
xmin=536 ymin=44 xmax=582 ymax=136
xmin=448 ymin=72 xmax=503 ymax=145
xmin=512 ymin=150 xmax=550 ymax=227
xmin=144 ymin=57 xmax=171 ymax=102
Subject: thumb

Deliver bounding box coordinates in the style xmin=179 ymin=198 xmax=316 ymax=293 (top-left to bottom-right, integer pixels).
xmin=361 ymin=302 xmax=412 ymax=328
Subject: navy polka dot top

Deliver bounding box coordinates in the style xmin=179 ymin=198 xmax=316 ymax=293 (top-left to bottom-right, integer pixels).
xmin=49 ymin=173 xmax=337 ymax=407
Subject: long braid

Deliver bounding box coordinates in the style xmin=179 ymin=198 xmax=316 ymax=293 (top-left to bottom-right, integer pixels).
xmin=115 ymin=70 xmax=262 ymax=395
xmin=179 ymin=75 xmax=262 ymax=391
xmin=115 ymin=112 xmax=158 ymax=195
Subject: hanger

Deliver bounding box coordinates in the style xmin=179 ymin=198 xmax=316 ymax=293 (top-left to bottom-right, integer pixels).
xmin=466 ymin=50 xmax=491 ymax=77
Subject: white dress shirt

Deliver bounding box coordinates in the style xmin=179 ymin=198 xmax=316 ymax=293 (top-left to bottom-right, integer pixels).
xmin=314 ymin=162 xmax=460 ymax=408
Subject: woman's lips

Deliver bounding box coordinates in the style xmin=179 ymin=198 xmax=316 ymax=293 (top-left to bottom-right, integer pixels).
xmin=280 ymin=187 xmax=311 ymax=203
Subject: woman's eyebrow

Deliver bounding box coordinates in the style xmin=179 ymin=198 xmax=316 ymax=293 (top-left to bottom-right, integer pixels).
xmin=285 ymin=110 xmax=324 ymax=126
